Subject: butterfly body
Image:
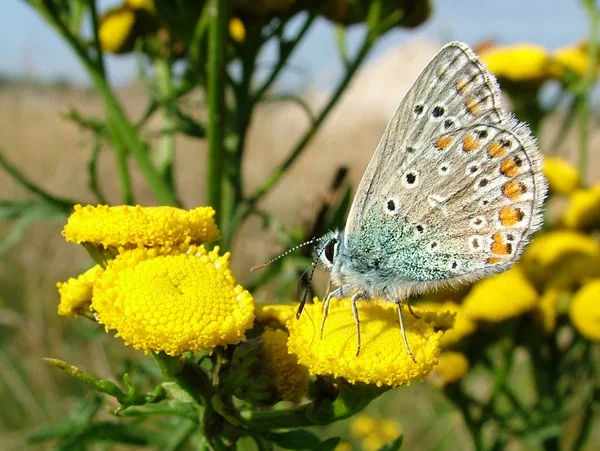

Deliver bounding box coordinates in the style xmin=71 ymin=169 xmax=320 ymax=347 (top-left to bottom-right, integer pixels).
xmin=313 ymin=42 xmax=547 ymax=358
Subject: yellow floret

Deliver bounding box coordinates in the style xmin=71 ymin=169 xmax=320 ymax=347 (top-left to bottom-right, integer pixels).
xmin=92 ymin=245 xmax=253 ymax=355
xmin=261 ymin=328 xmax=308 ymax=402
xmin=63 ymin=204 xmax=218 ymax=249
xmin=99 ymin=6 xmax=136 ymax=54
xmin=415 ymin=301 xmax=476 ymax=348
xmin=480 ymin=44 xmax=550 ymax=82
xmin=561 ymin=184 xmax=600 ymax=229
xmin=254 ymin=303 xmax=297 ymax=330
xmin=287 ymin=298 xmax=444 ymax=387
xmin=462 ymin=266 xmax=538 ymax=322
xmin=569 ymin=279 xmax=600 ymax=341
xmin=543 ymin=157 xmax=580 ymax=195
xmin=428 ymin=352 xmax=469 ymax=387
xmin=229 ymin=18 xmax=246 ymax=42
xmin=551 ymin=44 xmax=593 ymax=79
xmin=57 ymin=265 xmax=104 ymax=316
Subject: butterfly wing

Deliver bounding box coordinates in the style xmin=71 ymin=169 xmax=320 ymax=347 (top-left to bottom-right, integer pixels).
xmin=343 ymin=42 xmax=546 ymax=295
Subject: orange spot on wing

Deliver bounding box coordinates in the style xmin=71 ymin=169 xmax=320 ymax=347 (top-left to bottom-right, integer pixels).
xmin=456 ymin=78 xmax=467 ymax=93
xmin=436 ymin=136 xmax=453 ymax=150
xmin=500 ymin=157 xmax=519 ymax=177
xmin=491 ymin=232 xmax=512 ymax=255
xmin=463 ymin=135 xmax=480 ymax=152
xmin=487 ymin=256 xmax=502 ymax=264
xmin=487 ymin=142 xmax=506 ymax=158
xmin=502 ymin=181 xmax=526 ymax=200
xmin=499 ymin=206 xmax=524 ymax=226
xmin=466 ymin=98 xmax=479 ymax=116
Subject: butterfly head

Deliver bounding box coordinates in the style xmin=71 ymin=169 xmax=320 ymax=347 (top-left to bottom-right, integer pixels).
xmin=316 ymin=230 xmax=345 ymax=271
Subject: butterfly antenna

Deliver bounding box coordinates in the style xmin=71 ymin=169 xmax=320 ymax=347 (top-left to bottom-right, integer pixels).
xmin=250 ymin=236 xmax=324 ymax=271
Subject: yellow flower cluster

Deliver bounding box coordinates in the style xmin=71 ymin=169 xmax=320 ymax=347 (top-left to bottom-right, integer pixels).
xmin=428 ymin=352 xmax=470 ymax=387
xmin=480 ymin=42 xmax=597 ymax=83
xmin=260 ymin=328 xmax=308 ymax=402
xmin=349 ymin=414 xmax=402 ymax=451
xmin=92 ymin=245 xmax=254 ymax=355
xmin=570 ymin=280 xmax=600 ymax=341
xmin=58 ymin=205 xmax=252 ymax=356
xmin=63 ymin=204 xmax=218 ymax=249
xmin=287 ymin=298 xmax=446 ymax=387
xmin=57 ymin=265 xmax=104 ymax=316
xmin=544 ymin=157 xmax=580 ymax=195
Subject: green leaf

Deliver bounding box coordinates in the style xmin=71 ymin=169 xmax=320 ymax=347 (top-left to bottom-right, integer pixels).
xmin=77 ymin=421 xmax=151 ymax=445
xmin=378 ymin=435 xmax=404 ymax=451
xmin=317 ymin=437 xmax=342 ymax=451
xmin=262 ymin=429 xmax=322 ymax=450
xmin=0 ymin=199 xmax=70 ymax=253
xmin=162 ymin=382 xmax=195 ymax=404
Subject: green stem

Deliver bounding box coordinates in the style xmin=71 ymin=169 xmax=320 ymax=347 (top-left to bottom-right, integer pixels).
xmin=578 ymin=0 xmax=600 ymax=185
xmin=0 ymin=150 xmax=74 ymax=210
xmin=88 ymin=139 xmax=107 ymax=204
xmin=154 ymin=59 xmax=177 ymax=188
xmin=106 ymin=123 xmax=134 ymax=204
xmin=206 ymin=0 xmax=228 ymax=230
xmin=241 ymin=405 xmax=312 ymax=430
xmin=30 ymin=0 xmax=178 ymax=206
xmin=244 ymin=31 xmax=376 ymax=212
xmin=89 ymin=0 xmax=105 ymax=77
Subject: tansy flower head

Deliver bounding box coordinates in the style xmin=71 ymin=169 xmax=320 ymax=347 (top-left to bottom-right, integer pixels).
xmin=254 ymin=303 xmax=297 ymax=330
xmin=63 ymin=205 xmax=218 ymax=250
xmin=561 ymin=184 xmax=600 ymax=229
xmin=462 ymin=266 xmax=538 ymax=322
xmin=522 ymin=231 xmax=600 ymax=289
xmin=57 ymin=265 xmax=104 ymax=316
xmin=287 ymin=298 xmax=444 ymax=387
xmin=428 ymin=352 xmax=469 ymax=387
xmin=224 ymin=328 xmax=308 ymax=405
xmin=569 ymin=279 xmax=600 ymax=341
xmin=229 ymin=18 xmax=246 ymax=42
xmin=415 ymin=301 xmax=476 ymax=348
xmin=99 ymin=6 xmax=137 ymax=54
xmin=550 ymin=44 xmax=594 ymax=79
xmin=92 ymin=245 xmax=254 ymax=355
xmin=543 ymin=157 xmax=580 ymax=195
xmin=480 ymin=44 xmax=550 ymax=83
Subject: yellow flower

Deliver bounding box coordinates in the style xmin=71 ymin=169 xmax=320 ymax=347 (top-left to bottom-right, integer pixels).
xmin=521 ymin=231 xmax=599 ymax=268
xmin=428 ymin=352 xmax=469 ymax=387
xmin=57 ymin=265 xmax=104 ymax=316
xmin=534 ymin=288 xmax=563 ymax=333
xmin=480 ymin=44 xmax=550 ymax=82
xmin=63 ymin=205 xmax=218 ymax=250
xmin=543 ymin=157 xmax=580 ymax=195
xmin=261 ymin=328 xmax=308 ymax=402
xmin=92 ymin=245 xmax=254 ymax=355
xmin=287 ymin=298 xmax=443 ymax=387
xmin=99 ymin=6 xmax=137 ymax=54
xmin=570 ymin=279 xmax=600 ymax=341
xmin=350 ymin=415 xmax=402 ymax=451
xmin=462 ymin=266 xmax=538 ymax=322
xmin=334 ymin=443 xmax=353 ymax=451
xmin=229 ymin=18 xmax=246 ymax=42
xmin=415 ymin=301 xmax=476 ymax=348
xmin=254 ymin=303 xmax=297 ymax=329
xmin=126 ymin=0 xmax=154 ymax=12
xmin=521 ymin=231 xmax=600 ymax=289
xmin=551 ymin=44 xmax=593 ymax=79
xmin=561 ymin=184 xmax=600 ymax=229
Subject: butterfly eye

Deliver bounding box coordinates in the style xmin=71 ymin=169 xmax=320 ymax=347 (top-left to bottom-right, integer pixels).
xmin=323 ymin=239 xmax=337 ymax=265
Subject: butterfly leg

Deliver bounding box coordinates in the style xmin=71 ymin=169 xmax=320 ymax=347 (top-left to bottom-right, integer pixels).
xmin=407 ymin=301 xmax=420 ymax=319
xmin=351 ymin=292 xmax=369 ymax=356
xmin=394 ymin=299 xmax=416 ymax=362
xmin=320 ymin=284 xmax=352 ymax=340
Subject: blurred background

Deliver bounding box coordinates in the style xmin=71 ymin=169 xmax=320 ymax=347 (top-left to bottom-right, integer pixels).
xmin=1 ymin=0 xmax=599 ymax=450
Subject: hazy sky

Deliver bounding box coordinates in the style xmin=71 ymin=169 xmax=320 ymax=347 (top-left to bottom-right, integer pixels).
xmin=1 ymin=0 xmax=590 ymax=88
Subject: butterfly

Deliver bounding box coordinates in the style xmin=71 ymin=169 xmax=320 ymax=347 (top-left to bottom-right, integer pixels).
xmin=302 ymin=41 xmax=547 ymax=360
